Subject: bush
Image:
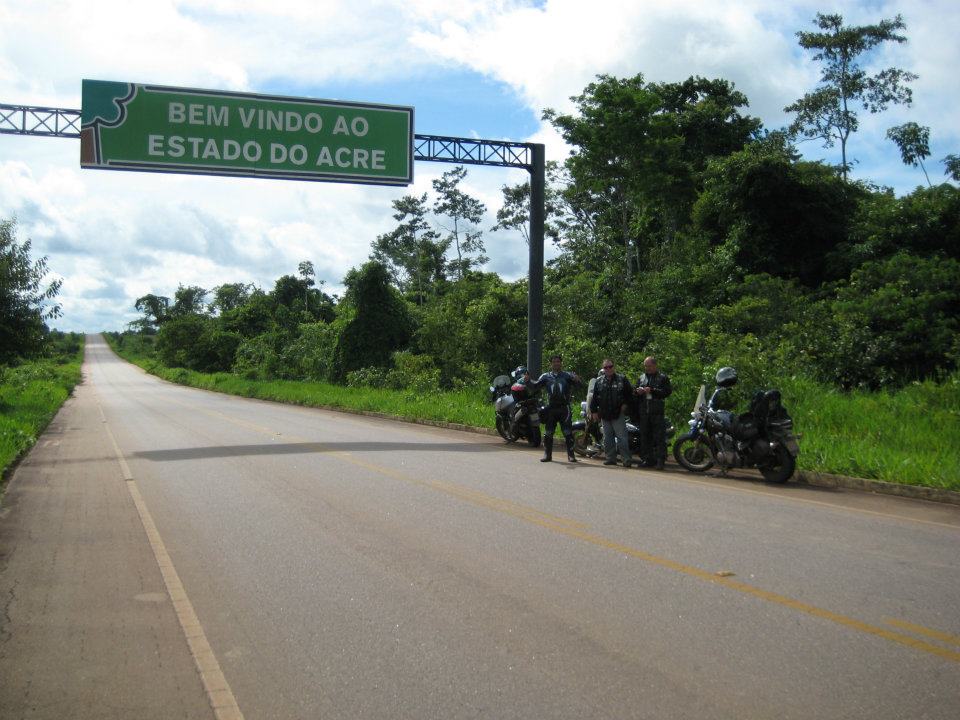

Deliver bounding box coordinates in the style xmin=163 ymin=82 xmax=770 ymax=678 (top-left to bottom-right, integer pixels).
xmin=232 ymin=335 xmax=282 ymax=379
xmin=279 ymin=322 xmax=338 ymax=381
xmin=155 ymin=315 xmax=241 ymax=373
xmin=810 ymin=253 xmax=960 ymax=388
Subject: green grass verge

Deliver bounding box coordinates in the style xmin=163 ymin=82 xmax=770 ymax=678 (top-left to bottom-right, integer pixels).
xmin=107 ymin=336 xmax=492 ymax=430
xmin=1 ymin=347 xmax=84 ymax=484
xmin=780 ymin=374 xmax=960 ymax=490
xmin=105 ymin=335 xmax=960 ymax=492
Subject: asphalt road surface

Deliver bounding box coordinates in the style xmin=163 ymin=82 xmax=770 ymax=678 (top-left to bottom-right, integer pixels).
xmin=1 ymin=335 xmax=958 ymax=719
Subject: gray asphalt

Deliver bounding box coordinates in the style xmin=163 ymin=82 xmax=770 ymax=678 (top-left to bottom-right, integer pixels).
xmin=1 ymin=334 xmax=958 ymax=719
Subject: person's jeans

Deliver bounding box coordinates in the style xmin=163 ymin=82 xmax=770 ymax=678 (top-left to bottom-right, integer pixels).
xmin=601 ymin=415 xmax=631 ymax=464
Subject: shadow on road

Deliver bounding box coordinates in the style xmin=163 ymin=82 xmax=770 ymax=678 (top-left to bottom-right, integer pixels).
xmin=132 ymin=440 xmax=511 ymax=462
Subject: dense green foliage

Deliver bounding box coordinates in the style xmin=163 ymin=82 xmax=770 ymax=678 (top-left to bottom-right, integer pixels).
xmin=1 ymin=219 xmax=63 ymax=363
xmin=110 ymin=15 xmax=958 ymax=488
xmin=1 ymin=333 xmax=84 ymax=480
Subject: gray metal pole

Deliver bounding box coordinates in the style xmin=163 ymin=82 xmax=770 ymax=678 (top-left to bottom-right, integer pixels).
xmin=527 ymin=143 xmax=545 ymax=376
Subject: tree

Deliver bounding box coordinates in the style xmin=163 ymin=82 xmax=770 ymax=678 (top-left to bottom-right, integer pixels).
xmin=371 ymin=193 xmax=447 ymax=303
xmin=785 ymin=13 xmax=917 ymax=180
xmin=331 ymin=261 xmax=414 ymax=380
xmin=693 ymin=143 xmax=861 ymax=285
xmin=0 ymin=218 xmax=62 ymax=362
xmin=298 ymin=260 xmax=315 ymax=311
xmin=134 ymin=293 xmax=170 ymax=332
xmin=169 ymin=284 xmax=208 ymax=317
xmin=887 ymin=122 xmax=931 ymax=186
xmin=432 ymin=166 xmax=488 ymax=280
xmin=208 ymin=283 xmax=252 ymax=315
xmin=544 ymin=74 xmax=759 ymax=275
xmin=491 ymin=161 xmax=568 ymax=246
xmin=944 ymin=154 xmax=960 ymax=183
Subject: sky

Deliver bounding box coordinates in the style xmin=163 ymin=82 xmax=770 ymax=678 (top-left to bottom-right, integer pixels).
xmin=1 ymin=0 xmax=958 ymax=332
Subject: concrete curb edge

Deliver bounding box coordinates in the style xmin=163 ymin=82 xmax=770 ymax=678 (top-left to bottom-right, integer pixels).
xmin=794 ymin=469 xmax=960 ymax=506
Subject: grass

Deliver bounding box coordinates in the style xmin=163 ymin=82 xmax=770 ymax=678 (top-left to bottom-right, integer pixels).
xmin=779 ymin=374 xmax=960 ymax=490
xmin=106 ymin=334 xmax=960 ymax=492
xmin=108 ymin=334 xmax=492 ymax=430
xmin=0 ymin=342 xmax=84 ymax=484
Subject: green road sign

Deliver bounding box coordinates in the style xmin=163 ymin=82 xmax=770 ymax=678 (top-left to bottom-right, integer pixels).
xmin=80 ymin=79 xmax=414 ymax=186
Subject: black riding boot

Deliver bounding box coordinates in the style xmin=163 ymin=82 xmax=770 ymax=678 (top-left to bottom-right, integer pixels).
xmin=540 ymin=436 xmax=553 ymax=462
xmin=565 ymin=435 xmax=577 ymax=462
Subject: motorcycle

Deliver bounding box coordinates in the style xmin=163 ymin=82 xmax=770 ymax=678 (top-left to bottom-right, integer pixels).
xmin=571 ymin=377 xmax=675 ymax=458
xmin=672 ymin=367 xmax=800 ymax=483
xmin=489 ymin=372 xmax=543 ymax=447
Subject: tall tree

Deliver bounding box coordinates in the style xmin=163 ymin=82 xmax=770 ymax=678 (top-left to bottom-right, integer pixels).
xmin=208 ymin=283 xmax=253 ymax=315
xmin=491 ymin=161 xmax=568 ymax=246
xmin=0 ymin=218 xmax=62 ymax=362
xmin=298 ymin=260 xmax=315 ymax=311
xmin=544 ymin=73 xmax=759 ymax=275
xmin=332 ymin=261 xmax=414 ymax=379
xmin=943 ymin=154 xmax=960 ymax=183
xmin=887 ymin=122 xmax=932 ymax=186
xmin=785 ymin=13 xmax=917 ymax=180
xmin=372 ymin=193 xmax=447 ymax=303
xmin=432 ymin=166 xmax=488 ymax=280
xmin=134 ymin=293 xmax=170 ymax=331
xmin=169 ymin=284 xmax=208 ymax=317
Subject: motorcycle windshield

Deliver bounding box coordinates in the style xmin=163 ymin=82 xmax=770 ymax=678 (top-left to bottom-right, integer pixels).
xmin=694 ymin=384 xmax=706 ymax=413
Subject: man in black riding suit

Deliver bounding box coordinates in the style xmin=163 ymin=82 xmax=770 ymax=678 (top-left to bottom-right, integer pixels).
xmin=634 ymin=356 xmax=672 ymax=469
xmin=527 ymin=355 xmax=582 ymax=463
xmin=589 ymin=358 xmax=634 ymax=468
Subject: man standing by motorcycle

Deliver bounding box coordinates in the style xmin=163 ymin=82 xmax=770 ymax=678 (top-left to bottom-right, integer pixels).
xmin=634 ymin=356 xmax=672 ymax=469
xmin=528 ymin=355 xmax=582 ymax=463
xmin=589 ymin=359 xmax=635 ymax=468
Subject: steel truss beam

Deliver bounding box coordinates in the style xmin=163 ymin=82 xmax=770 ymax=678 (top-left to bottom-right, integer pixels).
xmin=0 ymin=104 xmax=81 ymax=137
xmin=413 ymin=134 xmax=531 ymax=169
xmin=0 ymin=103 xmax=546 ymax=372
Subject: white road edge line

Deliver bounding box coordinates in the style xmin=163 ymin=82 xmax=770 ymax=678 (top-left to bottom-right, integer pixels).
xmin=104 ymin=417 xmax=245 ymax=720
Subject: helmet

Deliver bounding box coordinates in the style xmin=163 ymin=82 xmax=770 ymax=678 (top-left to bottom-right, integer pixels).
xmin=513 ymin=366 xmax=528 ymax=380
xmin=715 ymin=366 xmax=738 ymax=388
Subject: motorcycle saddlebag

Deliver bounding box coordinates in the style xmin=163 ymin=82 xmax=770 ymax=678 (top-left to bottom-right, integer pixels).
xmin=733 ymin=412 xmax=759 ymax=441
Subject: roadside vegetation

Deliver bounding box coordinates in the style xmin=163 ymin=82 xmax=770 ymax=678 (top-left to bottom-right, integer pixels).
xmin=105 ymin=13 xmax=957 ymax=491
xmin=0 ymin=334 xmax=84 ymax=480
xmin=1 ymin=219 xmax=82 ymax=483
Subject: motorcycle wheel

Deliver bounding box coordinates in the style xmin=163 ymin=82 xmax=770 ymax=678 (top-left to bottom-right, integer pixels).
xmin=758 ymin=445 xmax=796 ymax=484
xmin=495 ymin=415 xmax=516 ymax=443
xmin=526 ymin=425 xmax=541 ymax=447
xmin=673 ymin=436 xmax=715 ymax=472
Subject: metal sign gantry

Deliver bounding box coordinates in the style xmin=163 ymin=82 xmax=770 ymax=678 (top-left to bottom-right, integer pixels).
xmin=1 ymin=103 xmax=546 ymax=373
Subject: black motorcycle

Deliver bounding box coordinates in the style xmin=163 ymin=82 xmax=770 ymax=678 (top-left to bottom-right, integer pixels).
xmin=489 ymin=373 xmax=542 ymax=447
xmin=571 ymin=377 xmax=674 ymax=458
xmin=672 ymin=367 xmax=800 ymax=483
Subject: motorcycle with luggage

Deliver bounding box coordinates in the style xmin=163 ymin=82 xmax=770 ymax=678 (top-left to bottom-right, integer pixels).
xmin=489 ymin=368 xmax=543 ymax=447
xmin=672 ymin=367 xmax=800 ymax=483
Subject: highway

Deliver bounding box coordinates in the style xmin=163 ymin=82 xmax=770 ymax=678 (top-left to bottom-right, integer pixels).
xmin=1 ymin=334 xmax=958 ymax=719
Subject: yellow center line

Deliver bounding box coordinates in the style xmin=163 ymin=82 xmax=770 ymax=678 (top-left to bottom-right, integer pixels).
xmin=146 ymin=394 xmax=960 ymax=666
xmin=885 ymin=618 xmax=960 ymax=648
